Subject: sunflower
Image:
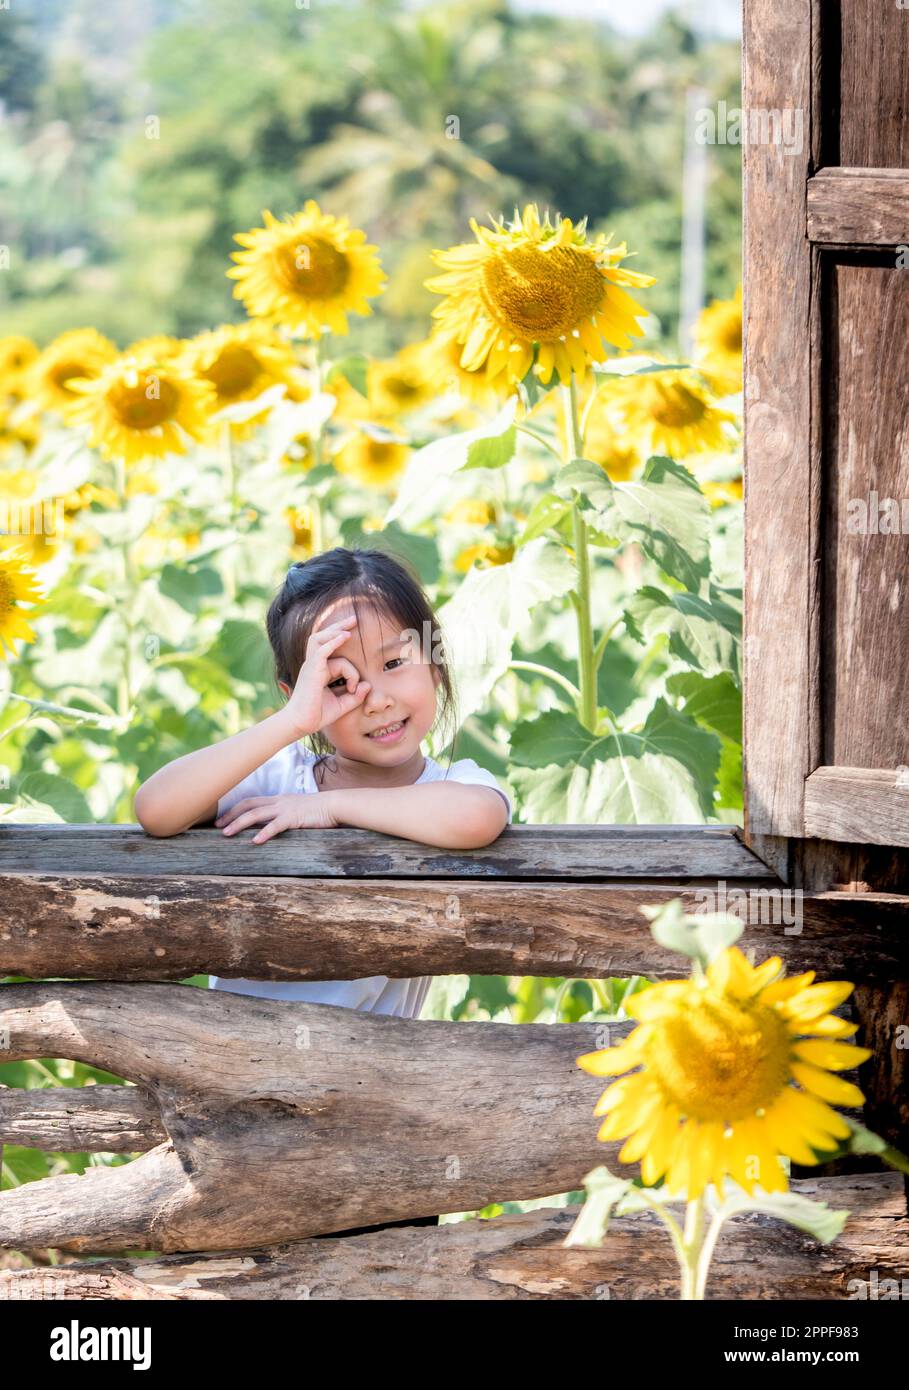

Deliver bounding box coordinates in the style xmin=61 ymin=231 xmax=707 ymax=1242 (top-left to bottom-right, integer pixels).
xmin=27 ymin=329 xmax=118 ymax=413
xmin=599 ymin=367 xmax=736 ymax=460
xmin=425 ymin=204 xmax=655 ymax=391
xmin=0 ymin=335 xmax=39 ymax=386
xmin=702 ymin=478 xmax=743 ymax=509
xmin=577 ymin=945 xmax=871 ymax=1200
xmin=226 ymin=202 xmax=387 ymax=337
xmin=177 ymin=323 xmax=300 ymax=439
xmin=332 ymin=424 xmax=410 ymax=489
xmin=443 ymin=498 xmax=498 ymax=526
xmin=0 ymin=470 xmax=66 ymax=568
xmin=413 ymin=330 xmax=504 ymax=407
xmin=693 ymin=284 xmax=743 ymax=397
xmin=367 ymin=343 xmax=435 ymax=416
xmin=285 ymin=503 xmax=315 ymax=558
xmin=0 ymin=546 xmax=46 ymax=658
xmin=124 ymin=334 xmax=187 ymax=362
xmin=0 ymin=400 xmax=41 ymax=454
xmin=454 ymin=542 xmax=515 ymax=572
xmin=65 ymin=352 xmax=215 ymax=464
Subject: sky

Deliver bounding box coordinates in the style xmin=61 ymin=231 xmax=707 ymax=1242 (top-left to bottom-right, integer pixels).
xmin=512 ymin=0 xmax=741 ymax=38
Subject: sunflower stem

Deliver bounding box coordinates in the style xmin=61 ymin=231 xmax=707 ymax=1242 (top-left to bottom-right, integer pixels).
xmin=311 ymin=337 xmax=325 ymax=473
xmin=221 ymin=423 xmax=238 ymax=601
xmin=630 ymin=1186 xmax=687 ymax=1265
xmin=514 ymin=422 xmax=562 ymax=463
xmin=693 ymin=1203 xmax=727 ymax=1300
xmin=506 ymin=660 xmax=581 ymax=704
xmin=113 ymin=456 xmax=136 ymax=723
xmin=562 ymin=376 xmax=596 ymax=732
xmin=680 ymin=1194 xmax=706 ymax=1300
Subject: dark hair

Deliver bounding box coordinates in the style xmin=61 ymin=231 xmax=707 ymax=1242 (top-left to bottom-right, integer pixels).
xmin=266 ymin=545 xmax=459 ymax=782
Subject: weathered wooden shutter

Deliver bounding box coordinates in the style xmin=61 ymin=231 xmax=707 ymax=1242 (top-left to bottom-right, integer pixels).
xmin=744 ymin=0 xmax=909 ymax=851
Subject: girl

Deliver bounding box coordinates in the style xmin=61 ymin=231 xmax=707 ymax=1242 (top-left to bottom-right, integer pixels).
xmin=135 ymin=546 xmax=512 ymax=1239
xmin=133 ymin=544 xmax=512 ymax=1024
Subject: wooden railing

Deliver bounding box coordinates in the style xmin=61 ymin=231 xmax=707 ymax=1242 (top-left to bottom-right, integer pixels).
xmin=1 ymin=823 xmax=907 ymax=1299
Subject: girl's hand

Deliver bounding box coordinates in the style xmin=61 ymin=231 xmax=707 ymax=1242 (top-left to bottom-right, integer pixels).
xmin=215 ymin=793 xmax=341 ymax=842
xmin=283 ymin=614 xmax=371 ymax=737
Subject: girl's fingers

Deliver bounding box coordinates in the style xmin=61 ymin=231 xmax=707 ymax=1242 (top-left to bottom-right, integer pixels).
xmin=311 ymin=618 xmax=358 ymax=646
xmin=327 ymin=655 xmax=360 ymax=689
xmin=252 ymin=824 xmax=284 ymax=844
xmin=221 ymin=806 xmax=275 ymax=834
xmin=216 ymin=797 xmax=272 ymax=826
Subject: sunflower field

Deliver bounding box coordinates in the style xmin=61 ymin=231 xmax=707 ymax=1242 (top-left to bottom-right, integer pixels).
xmin=0 ymin=193 xmax=747 ymax=1238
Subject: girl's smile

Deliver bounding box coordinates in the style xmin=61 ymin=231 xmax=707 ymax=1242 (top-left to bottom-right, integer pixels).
xmin=366 ymin=716 xmax=409 ymax=743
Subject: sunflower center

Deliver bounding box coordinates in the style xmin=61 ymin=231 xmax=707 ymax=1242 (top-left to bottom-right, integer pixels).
xmin=51 ymin=361 xmax=92 ymax=395
xmin=481 ymin=245 xmax=604 ymax=340
xmin=203 ymin=345 xmax=262 ymax=401
xmin=650 ymin=382 xmax=707 ymax=428
xmin=722 ymin=318 xmax=743 ymax=353
xmin=646 ymin=993 xmax=791 ymax=1121
xmin=109 ymin=375 xmax=181 ymax=430
xmin=382 ymin=374 xmax=420 ymax=402
xmin=274 ymin=237 xmax=351 ymax=300
xmin=0 ymin=570 xmax=13 ymax=614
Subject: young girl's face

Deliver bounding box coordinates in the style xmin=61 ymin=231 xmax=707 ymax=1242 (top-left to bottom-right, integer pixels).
xmin=280 ymin=596 xmax=441 ymax=766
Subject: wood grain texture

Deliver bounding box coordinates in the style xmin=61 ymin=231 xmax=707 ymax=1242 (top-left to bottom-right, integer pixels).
xmin=0 ymin=823 xmax=776 ymax=880
xmin=1 ymin=872 xmax=907 ymax=983
xmin=1 ymin=1173 xmax=905 ymax=1301
xmin=787 ymin=837 xmax=909 ymax=1158
xmin=840 ymin=0 xmax=909 ymax=168
xmin=0 ymin=1082 xmax=165 ymax=1153
xmin=822 ymin=260 xmax=909 ymax=773
xmin=743 ymin=0 xmax=815 ymax=837
xmin=805 ymin=769 xmax=909 ymax=846
xmin=0 ymin=981 xmax=621 ymax=1253
xmin=807 ymin=167 xmax=909 ymax=244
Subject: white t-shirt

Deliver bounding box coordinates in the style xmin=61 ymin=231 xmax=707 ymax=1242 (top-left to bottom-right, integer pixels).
xmin=208 ymin=742 xmax=512 ymax=1018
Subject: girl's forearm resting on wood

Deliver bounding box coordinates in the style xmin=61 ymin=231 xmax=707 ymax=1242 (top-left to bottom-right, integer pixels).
xmin=328 ymin=783 xmax=508 ymax=849
xmin=133 ymin=709 xmax=299 ymax=838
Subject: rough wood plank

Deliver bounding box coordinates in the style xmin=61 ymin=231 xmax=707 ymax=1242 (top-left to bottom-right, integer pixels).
xmin=786 ymin=839 xmax=909 ymax=1161
xmin=840 ymin=0 xmax=909 ymax=168
xmin=0 ymin=981 xmax=620 ymax=1253
xmin=807 ymin=167 xmax=909 ymax=244
xmin=1 ymin=1174 xmax=904 ymax=1301
xmin=823 ymin=261 xmax=909 ymax=771
xmin=743 ymin=0 xmax=815 ymax=837
xmin=805 ymin=769 xmax=909 ymax=847
xmin=0 ymin=823 xmax=776 ymax=880
xmin=0 ymin=1082 xmax=164 ymax=1153
xmin=1 ymin=873 xmax=906 ymax=983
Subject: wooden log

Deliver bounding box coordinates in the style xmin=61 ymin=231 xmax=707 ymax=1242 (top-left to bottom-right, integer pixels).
xmin=0 ymin=1083 xmax=164 ymax=1153
xmin=0 ymin=823 xmax=777 ymax=880
xmin=1 ymin=1173 xmax=905 ymax=1301
xmin=1 ymin=873 xmax=906 ymax=983
xmin=0 ymin=981 xmax=622 ymax=1254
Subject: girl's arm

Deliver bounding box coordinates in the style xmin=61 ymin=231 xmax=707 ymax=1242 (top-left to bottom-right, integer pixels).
xmin=326 ymin=782 xmax=509 ymax=850
xmin=134 ymin=708 xmax=299 ymax=839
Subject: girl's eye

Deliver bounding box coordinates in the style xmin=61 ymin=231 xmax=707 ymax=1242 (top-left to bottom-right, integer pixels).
xmin=329 ymin=658 xmax=405 ymax=690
